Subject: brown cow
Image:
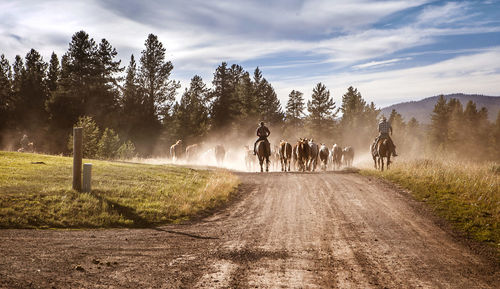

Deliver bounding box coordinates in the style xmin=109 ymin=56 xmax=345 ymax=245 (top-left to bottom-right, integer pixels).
xmin=319 ymin=144 xmax=329 ymax=171
xmin=279 ymin=140 xmax=292 ymax=172
xmin=296 ymin=138 xmax=310 ymax=172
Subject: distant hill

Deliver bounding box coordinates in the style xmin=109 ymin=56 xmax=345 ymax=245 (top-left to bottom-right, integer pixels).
xmin=380 ymin=94 xmax=500 ymax=124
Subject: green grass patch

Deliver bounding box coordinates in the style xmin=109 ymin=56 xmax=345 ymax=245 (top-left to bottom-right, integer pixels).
xmin=361 ymin=159 xmax=499 ymax=251
xmin=0 ymin=151 xmax=239 ymax=228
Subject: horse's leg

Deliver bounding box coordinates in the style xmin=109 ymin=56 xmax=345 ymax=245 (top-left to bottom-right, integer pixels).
xmin=387 ymin=155 xmax=391 ymax=170
xmin=266 ymin=157 xmax=270 ymax=172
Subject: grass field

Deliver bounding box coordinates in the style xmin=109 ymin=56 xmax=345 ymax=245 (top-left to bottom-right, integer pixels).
xmin=0 ymin=151 xmax=239 ymax=228
xmin=361 ymin=159 xmax=499 ymax=250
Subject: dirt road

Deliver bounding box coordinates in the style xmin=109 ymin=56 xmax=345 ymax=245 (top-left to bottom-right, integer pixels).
xmin=1 ymin=172 xmax=498 ymax=288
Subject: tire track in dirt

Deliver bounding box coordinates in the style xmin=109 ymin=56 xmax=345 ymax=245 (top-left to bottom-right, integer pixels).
xmin=0 ymin=171 xmax=498 ymax=288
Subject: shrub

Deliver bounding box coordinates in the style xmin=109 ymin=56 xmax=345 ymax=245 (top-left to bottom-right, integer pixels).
xmin=97 ymin=128 xmax=120 ymax=159
xmin=67 ymin=116 xmax=100 ymax=158
xmin=117 ymin=140 xmax=136 ymax=159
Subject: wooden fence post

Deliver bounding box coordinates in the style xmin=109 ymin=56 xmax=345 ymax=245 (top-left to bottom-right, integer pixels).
xmin=83 ymin=163 xmax=92 ymax=192
xmin=72 ymin=127 xmax=82 ymax=191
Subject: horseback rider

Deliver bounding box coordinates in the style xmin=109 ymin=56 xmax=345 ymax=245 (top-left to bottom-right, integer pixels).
xmin=375 ymin=116 xmax=398 ymax=157
xmin=254 ymin=121 xmax=270 ymax=155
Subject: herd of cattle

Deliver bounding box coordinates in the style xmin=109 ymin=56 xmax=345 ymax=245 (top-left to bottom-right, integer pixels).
xmin=168 ymin=139 xmax=355 ymax=173
xmin=249 ymin=138 xmax=354 ymax=172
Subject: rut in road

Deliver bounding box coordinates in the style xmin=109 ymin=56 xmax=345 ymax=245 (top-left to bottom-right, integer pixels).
xmin=0 ymin=172 xmax=498 ymax=288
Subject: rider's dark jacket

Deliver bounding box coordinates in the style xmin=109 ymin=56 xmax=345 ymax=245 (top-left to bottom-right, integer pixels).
xmin=256 ymin=126 xmax=270 ymax=138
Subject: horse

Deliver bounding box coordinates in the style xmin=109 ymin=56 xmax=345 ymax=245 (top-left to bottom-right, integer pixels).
xmin=331 ymin=144 xmax=343 ymax=170
xmin=256 ymin=140 xmax=271 ymax=172
xmin=319 ymin=144 xmax=329 ymax=171
xmin=376 ymin=139 xmax=391 ymax=171
xmin=244 ymin=145 xmax=256 ymax=171
xmin=279 ymin=140 xmax=292 ymax=172
xmin=185 ymin=144 xmax=200 ymax=163
xmin=214 ymin=144 xmax=225 ymax=166
xmin=296 ymin=138 xmax=310 ymax=172
xmin=170 ymin=140 xmax=183 ymax=163
xmin=307 ymin=139 xmax=319 ymax=172
xmin=342 ymin=146 xmax=354 ymax=167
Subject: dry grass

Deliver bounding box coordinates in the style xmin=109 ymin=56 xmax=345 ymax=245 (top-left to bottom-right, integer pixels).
xmin=0 ymin=151 xmax=239 ymax=228
xmin=361 ymin=159 xmax=499 ymax=250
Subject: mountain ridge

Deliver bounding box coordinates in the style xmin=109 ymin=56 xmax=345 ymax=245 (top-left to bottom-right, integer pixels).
xmin=380 ymin=93 xmax=500 ymax=124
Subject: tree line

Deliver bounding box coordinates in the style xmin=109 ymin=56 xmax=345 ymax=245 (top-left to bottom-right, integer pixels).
xmin=1 ymin=30 xmax=499 ymax=161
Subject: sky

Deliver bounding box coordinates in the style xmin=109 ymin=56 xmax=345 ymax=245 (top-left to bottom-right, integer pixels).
xmin=1 ymin=0 xmax=500 ymax=108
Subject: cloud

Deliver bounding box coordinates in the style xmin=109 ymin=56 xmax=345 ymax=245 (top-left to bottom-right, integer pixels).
xmin=271 ymin=48 xmax=500 ymax=107
xmin=353 ymin=57 xmax=412 ymax=69
xmin=417 ymin=1 xmax=471 ymax=26
xmin=0 ymin=0 xmax=499 ymax=109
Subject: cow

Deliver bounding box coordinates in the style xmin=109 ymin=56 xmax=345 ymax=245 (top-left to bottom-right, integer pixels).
xmin=331 ymin=144 xmax=343 ymax=170
xmin=296 ymin=138 xmax=310 ymax=172
xmin=170 ymin=140 xmax=183 ymax=163
xmin=319 ymin=144 xmax=329 ymax=171
xmin=307 ymin=139 xmax=319 ymax=172
xmin=342 ymin=146 xmax=354 ymax=167
xmin=279 ymin=140 xmax=292 ymax=172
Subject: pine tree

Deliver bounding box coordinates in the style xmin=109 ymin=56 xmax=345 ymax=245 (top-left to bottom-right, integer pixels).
xmin=93 ymin=38 xmax=123 ymax=127
xmin=45 ymin=31 xmax=99 ymax=152
xmin=46 ymin=52 xmax=60 ymax=93
xmin=446 ymin=98 xmax=463 ymax=151
xmin=12 ymin=55 xmax=24 ymax=93
xmin=96 ymin=38 xmax=122 ymax=85
xmin=340 ymin=86 xmax=366 ymax=124
xmin=430 ymin=95 xmax=450 ymax=149
xmin=235 ymin=71 xmax=257 ymax=118
xmin=47 ymin=31 xmax=98 ymax=134
xmin=339 ymin=86 xmax=378 ymax=148
xmin=67 ymin=116 xmax=101 ymax=158
xmin=11 ymin=49 xmax=50 ymax=148
xmin=173 ymin=75 xmax=210 ymax=143
xmin=97 ymin=128 xmax=120 ymax=159
xmin=285 ymin=90 xmax=305 ymax=129
xmin=389 ymin=109 xmax=405 ymax=131
xmin=388 ymin=109 xmax=406 ymax=152
xmin=210 ymin=62 xmax=236 ymax=129
xmin=259 ymin=80 xmax=284 ymax=125
xmin=408 ymin=117 xmax=419 ymax=130
xmin=0 ymin=54 xmax=13 ymax=140
xmin=307 ymin=83 xmax=336 ymax=135
xmin=120 ymin=54 xmax=141 ymax=140
xmin=138 ymin=33 xmax=179 ymax=122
